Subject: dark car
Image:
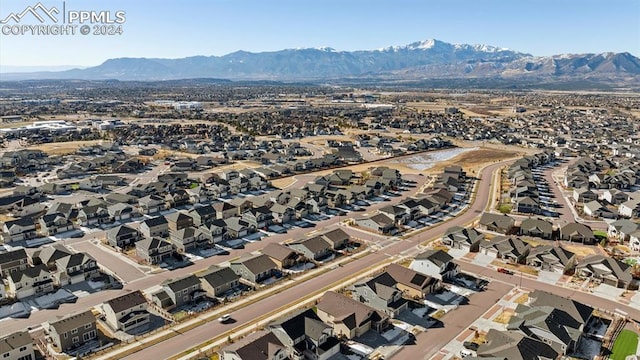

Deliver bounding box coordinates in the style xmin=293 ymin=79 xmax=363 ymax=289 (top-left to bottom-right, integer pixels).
xmin=463 ymin=341 xmax=480 ymax=351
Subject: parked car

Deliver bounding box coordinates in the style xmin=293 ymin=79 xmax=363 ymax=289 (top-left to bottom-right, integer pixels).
xmin=463 ymin=341 xmax=480 ymax=351
xmin=497 ymin=268 xmax=514 ymax=275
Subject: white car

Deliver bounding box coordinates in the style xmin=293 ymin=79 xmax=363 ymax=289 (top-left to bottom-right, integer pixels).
xmin=218 ymin=314 xmax=232 ymax=323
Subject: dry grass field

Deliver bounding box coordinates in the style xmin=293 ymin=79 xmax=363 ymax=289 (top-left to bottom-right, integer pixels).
xmin=29 ymin=140 xmax=106 ymax=155
xmin=493 ymin=310 xmax=514 ymax=324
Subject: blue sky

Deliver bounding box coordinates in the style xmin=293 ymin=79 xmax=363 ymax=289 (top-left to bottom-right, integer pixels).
xmin=0 ymin=0 xmax=638 ymax=67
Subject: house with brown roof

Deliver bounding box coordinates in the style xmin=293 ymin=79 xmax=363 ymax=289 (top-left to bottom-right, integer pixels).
xmin=479 ymin=213 xmax=516 ymax=234
xmin=0 ymin=248 xmax=28 ymax=277
xmin=102 ymin=290 xmax=150 ymax=333
xmin=385 ymin=263 xmax=440 ymax=299
xmin=198 ymin=265 xmax=240 ymax=298
xmin=288 ymin=236 xmax=332 ymax=262
xmin=316 ymin=291 xmax=389 ymax=339
xmin=560 ymin=222 xmax=595 ymax=244
xmin=261 ymin=243 xmax=304 ymax=269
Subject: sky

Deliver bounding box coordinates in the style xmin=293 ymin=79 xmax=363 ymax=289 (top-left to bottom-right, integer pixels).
xmin=0 ymin=0 xmax=639 ymax=69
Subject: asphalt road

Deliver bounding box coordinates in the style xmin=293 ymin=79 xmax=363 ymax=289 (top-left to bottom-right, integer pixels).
xmin=112 ymin=162 xmax=505 ymax=359
xmin=1 ymin=174 xmax=428 ymax=335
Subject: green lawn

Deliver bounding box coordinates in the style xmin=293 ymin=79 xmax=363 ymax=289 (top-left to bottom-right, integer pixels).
xmin=594 ymin=230 xmax=608 ymax=239
xmin=611 ymin=329 xmax=638 ymax=360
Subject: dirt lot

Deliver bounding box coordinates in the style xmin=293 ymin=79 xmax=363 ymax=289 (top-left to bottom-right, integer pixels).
xmin=29 ymin=140 xmax=106 ymax=155
xmin=428 ymin=148 xmax=520 ymax=174
xmin=563 ymin=244 xmax=598 ymax=258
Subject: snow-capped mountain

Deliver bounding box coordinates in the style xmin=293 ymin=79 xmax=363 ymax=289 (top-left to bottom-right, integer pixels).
xmin=3 ymin=39 xmax=638 ymax=87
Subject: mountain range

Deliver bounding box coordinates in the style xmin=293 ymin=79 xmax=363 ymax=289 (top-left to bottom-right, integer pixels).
xmin=3 ymin=39 xmax=639 ymax=88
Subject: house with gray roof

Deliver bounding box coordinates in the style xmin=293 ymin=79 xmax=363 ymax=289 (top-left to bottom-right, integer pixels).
xmin=1 ymin=217 xmax=36 ymax=242
xmin=0 ymin=248 xmax=28 ymax=277
xmin=219 ymin=330 xmax=287 ymax=360
xmin=476 ymin=329 xmax=559 ymax=360
xmin=45 ymin=310 xmax=97 ymax=352
xmin=526 ymin=246 xmax=576 ymax=274
xmin=410 ymin=249 xmax=458 ymax=281
xmin=479 ymin=213 xmax=515 ymax=234
xmin=55 ymin=252 xmax=99 ymax=285
xmin=38 ymin=213 xmax=74 ymax=236
xmin=288 ymin=236 xmax=332 ymax=261
xmin=102 ymin=290 xmax=149 ymax=333
xmin=607 ymin=219 xmax=640 ymax=241
xmin=106 ymin=225 xmax=142 ymax=249
xmin=480 ymin=236 xmax=531 ymax=264
xmin=7 ymin=264 xmax=53 ymax=299
xmin=442 ymin=226 xmax=484 ymax=252
xmin=576 ymin=255 xmax=636 ymax=289
xmin=139 ymin=216 xmax=169 ymax=239
xmin=355 ymin=213 xmax=396 ymax=234
xmin=0 ymin=331 xmax=34 ymax=360
xmin=519 ymin=218 xmax=553 ymax=239
xmin=268 ymin=308 xmax=340 ymax=360
xmin=230 ymin=254 xmax=279 ymax=284
xmin=560 ymin=222 xmax=595 ymax=244
xmin=352 ymin=272 xmax=408 ymax=317
xmin=159 ymin=274 xmax=206 ymax=310
xmin=507 ymin=305 xmax=582 ymax=354
xmin=261 ymin=243 xmax=304 ymax=269
xmin=198 ymin=265 xmax=240 ymax=297
xmin=136 ymin=237 xmax=174 ymax=265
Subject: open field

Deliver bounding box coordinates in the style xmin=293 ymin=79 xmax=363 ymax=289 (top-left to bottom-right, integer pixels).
xmin=428 ymin=148 xmax=520 ymax=174
xmin=271 ymin=177 xmax=297 ymax=189
xmin=29 ymin=140 xmax=106 ymax=155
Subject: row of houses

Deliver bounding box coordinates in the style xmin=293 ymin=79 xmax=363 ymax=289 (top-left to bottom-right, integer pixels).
xmin=507 ymin=151 xmax=556 ymax=214
xmin=218 ymin=254 xmax=458 ymax=360
xmin=355 ymin=165 xmax=466 ymax=234
xmin=0 ymin=245 xmax=100 ymax=301
xmin=443 ymin=224 xmax=638 ymax=289
xmin=475 ymin=290 xmax=599 ymax=360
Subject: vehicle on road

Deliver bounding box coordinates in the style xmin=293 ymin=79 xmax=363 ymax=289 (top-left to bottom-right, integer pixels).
xmin=218 ymin=314 xmax=232 ymax=323
xmin=497 ymin=268 xmax=514 ymax=275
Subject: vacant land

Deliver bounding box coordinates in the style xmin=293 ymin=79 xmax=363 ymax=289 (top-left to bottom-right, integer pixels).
xmin=429 ymin=148 xmax=520 ymax=174
xmin=29 ymin=140 xmax=105 ymax=155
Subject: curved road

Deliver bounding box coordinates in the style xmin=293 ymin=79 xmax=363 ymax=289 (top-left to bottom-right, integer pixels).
xmin=115 ymin=162 xmax=507 ymax=359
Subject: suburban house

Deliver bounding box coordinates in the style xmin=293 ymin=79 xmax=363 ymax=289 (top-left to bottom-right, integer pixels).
xmin=139 ymin=216 xmax=169 ymax=239
xmin=268 ymin=308 xmax=341 ymax=360
xmin=320 ymin=228 xmax=351 ymax=250
xmin=138 ymin=194 xmax=166 ymax=214
xmin=481 ymin=236 xmax=531 ymax=264
xmin=230 ymin=254 xmax=279 ymax=284
xmin=188 ymin=205 xmax=217 ymax=227
xmin=54 ymin=252 xmax=100 ymax=285
xmin=157 ymin=275 xmax=206 ymax=310
xmin=576 ymin=255 xmax=636 ymax=289
xmin=526 ymin=246 xmax=577 ymax=274
xmin=519 ymin=218 xmax=554 ymax=239
xmin=31 ymin=244 xmax=72 ymax=270
xmin=38 ymin=213 xmax=74 ymax=236
xmin=479 ymin=213 xmax=516 ymax=234
xmin=410 ymin=249 xmax=458 ymax=281
xmin=607 ymin=219 xmax=639 ymax=241
xmin=583 ymin=200 xmax=617 ymax=219
xmin=0 ymin=331 xmax=35 ymax=360
xmin=573 ymin=188 xmax=597 ymax=203
xmin=352 ymin=272 xmax=408 ymax=317
xmin=385 ymin=263 xmax=440 ymax=299
xmin=476 ymin=329 xmax=559 ymax=360
xmin=106 ymin=203 xmax=135 ymax=222
xmin=7 ymin=264 xmax=54 ymax=299
xmin=165 ymin=211 xmax=194 ymax=232
xmin=169 ymin=226 xmax=207 ymax=253
xmin=44 ymin=310 xmax=97 ymax=352
xmin=507 ymin=305 xmax=583 ymax=354
xmin=198 ymin=265 xmax=240 ymax=298
xmin=355 ymin=213 xmax=396 ymax=234
xmin=106 ymin=225 xmax=142 ymax=249
xmin=1 ymin=217 xmax=36 ymax=242
xmin=136 ymin=237 xmax=174 ymax=265
xmin=442 ymin=226 xmax=484 ymax=252
xmin=288 ymin=236 xmax=333 ymax=262
xmin=261 ymin=243 xmax=304 ymax=269
xmin=315 ymin=291 xmax=389 ymax=339
xmin=560 ymin=222 xmax=595 ymax=244
xmin=0 ymin=248 xmax=29 ymax=277
xmin=102 ymin=290 xmax=150 ymax=333
xmin=218 ymin=330 xmax=287 ymax=360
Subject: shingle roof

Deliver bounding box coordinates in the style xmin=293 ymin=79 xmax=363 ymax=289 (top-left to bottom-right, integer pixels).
xmin=105 ymin=290 xmax=147 ymax=313
xmin=49 ymin=310 xmax=95 ymax=334
xmin=414 ymin=249 xmax=453 ymax=267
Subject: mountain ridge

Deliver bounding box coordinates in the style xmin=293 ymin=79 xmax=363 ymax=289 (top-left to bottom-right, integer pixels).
xmin=2 ymin=39 xmax=638 ymax=87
